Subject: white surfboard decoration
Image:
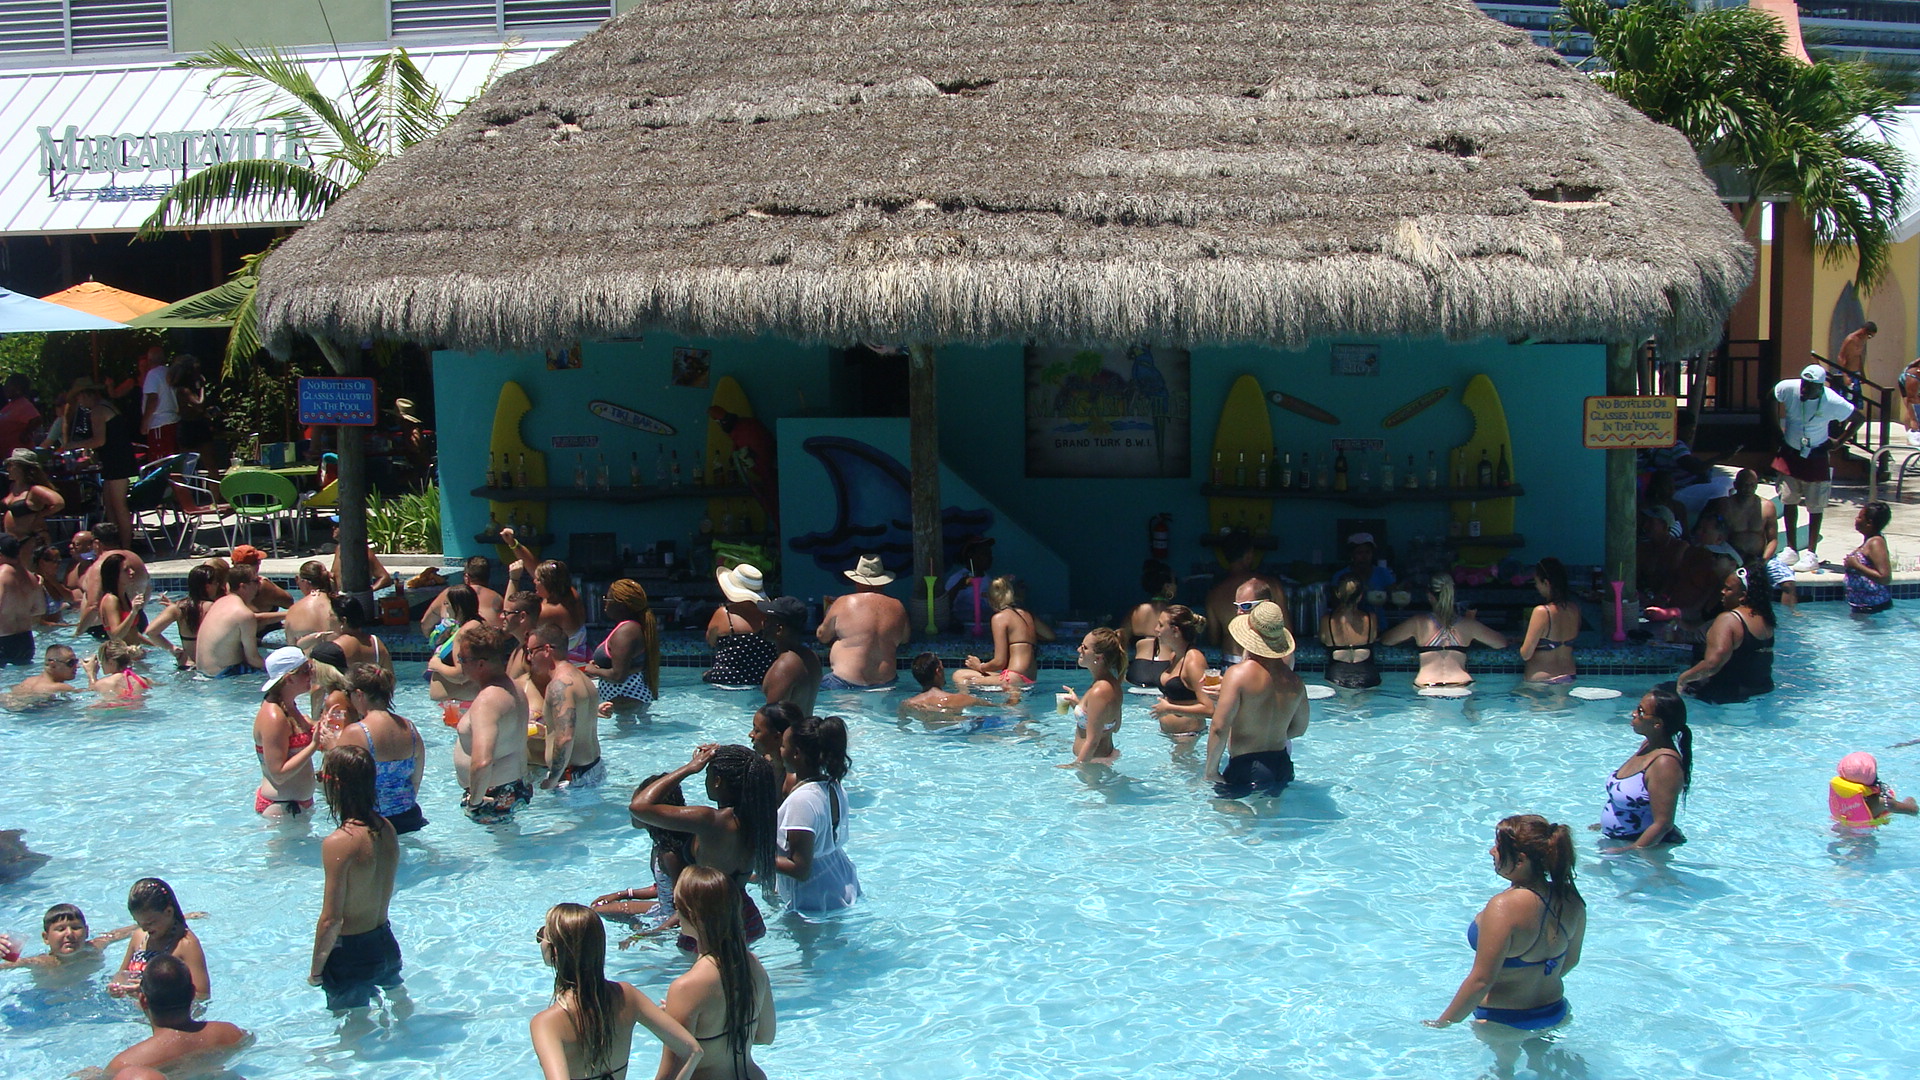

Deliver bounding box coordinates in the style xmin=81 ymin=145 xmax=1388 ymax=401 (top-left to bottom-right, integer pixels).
xmin=589 ymin=400 xmax=676 ymax=436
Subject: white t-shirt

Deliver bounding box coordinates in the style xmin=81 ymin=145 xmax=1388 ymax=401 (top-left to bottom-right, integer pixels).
xmin=775 ymin=778 xmax=860 ymax=914
xmin=1772 ymin=379 xmax=1852 ymax=454
xmin=142 ymin=366 xmax=179 ymax=430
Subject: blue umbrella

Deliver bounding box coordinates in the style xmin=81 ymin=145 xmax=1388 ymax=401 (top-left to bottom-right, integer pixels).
xmin=0 ymin=288 xmax=128 ymax=333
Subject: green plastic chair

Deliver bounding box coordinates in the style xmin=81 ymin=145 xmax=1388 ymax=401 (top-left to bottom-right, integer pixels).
xmin=219 ymin=469 xmax=300 ymax=556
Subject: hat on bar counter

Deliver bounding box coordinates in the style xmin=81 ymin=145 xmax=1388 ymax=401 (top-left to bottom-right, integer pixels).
xmin=716 ymin=563 xmax=768 ymax=603
xmin=843 ymin=554 xmax=896 ymax=586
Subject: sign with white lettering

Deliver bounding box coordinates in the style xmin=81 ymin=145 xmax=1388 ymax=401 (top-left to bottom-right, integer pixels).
xmin=36 ymin=123 xmax=311 ymax=202
xmin=1583 ymin=396 xmax=1677 ymax=449
xmin=298 ymin=377 xmax=378 ymax=427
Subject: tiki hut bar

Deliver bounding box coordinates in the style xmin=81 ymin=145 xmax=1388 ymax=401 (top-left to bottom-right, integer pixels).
xmin=256 ymin=0 xmax=1750 ymax=630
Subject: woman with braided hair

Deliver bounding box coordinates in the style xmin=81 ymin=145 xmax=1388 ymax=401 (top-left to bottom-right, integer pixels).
xmin=630 ymin=744 xmax=777 ymax=952
xmin=582 ymin=578 xmax=660 ymax=708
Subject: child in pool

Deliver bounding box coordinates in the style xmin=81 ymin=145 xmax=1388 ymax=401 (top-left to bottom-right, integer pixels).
xmin=590 ymin=773 xmax=694 ymax=945
xmin=0 ymin=904 xmax=143 ymax=970
xmin=1831 ymin=752 xmax=1918 ymax=826
xmin=109 ymin=878 xmax=210 ymax=1000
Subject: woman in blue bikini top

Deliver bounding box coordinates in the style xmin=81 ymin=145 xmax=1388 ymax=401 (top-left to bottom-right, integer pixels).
xmin=1426 ymin=814 xmax=1586 ymax=1031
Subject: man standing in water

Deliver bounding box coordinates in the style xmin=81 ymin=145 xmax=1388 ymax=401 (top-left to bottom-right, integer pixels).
xmin=105 ymin=955 xmax=248 ymax=1075
xmin=453 ymin=624 xmax=531 ymax=822
xmin=309 ymin=744 xmax=403 ymax=1014
xmin=759 ymin=596 xmax=821 ymax=714
xmin=195 ymin=565 xmax=268 ymax=675
xmin=526 ymin=622 xmax=603 ymax=790
xmin=0 ymin=534 xmax=40 ymax=665
xmin=1205 ymin=601 xmax=1308 ymax=798
xmin=817 ymin=554 xmax=909 ymax=690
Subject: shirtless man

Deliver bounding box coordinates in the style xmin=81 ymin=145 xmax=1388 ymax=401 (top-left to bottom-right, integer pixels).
xmin=195 ymin=565 xmax=268 ymax=676
xmin=419 ymin=555 xmax=504 ymax=634
xmin=900 ymin=652 xmax=996 ymax=712
xmin=283 ymin=561 xmax=342 ymax=649
xmin=330 ymin=520 xmax=395 ymax=593
xmin=758 ymin=596 xmax=821 ymax=714
xmin=1836 ymin=322 xmax=1876 ymax=405
xmin=63 ymin=529 xmax=95 ymax=598
xmin=1204 ymin=532 xmax=1288 ymax=663
xmin=10 ymin=643 xmax=77 ymax=697
xmin=308 ymin=745 xmax=403 ymax=1013
xmin=72 ymin=525 xmax=148 ymax=638
xmin=452 ymin=624 xmax=531 ymax=823
xmin=230 ymin=545 xmax=293 ymax=612
xmin=0 ymin=533 xmax=39 ymax=665
xmin=817 ymin=554 xmax=909 ymax=690
xmin=526 ymin=621 xmax=604 ymax=791
xmin=105 ymin=955 xmax=248 ymax=1075
xmin=1713 ymin=469 xmax=1779 ymax=566
xmin=1205 ymin=601 xmax=1308 ymax=799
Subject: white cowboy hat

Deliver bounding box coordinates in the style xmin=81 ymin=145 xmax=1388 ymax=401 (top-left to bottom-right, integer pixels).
xmin=1229 ymin=601 xmax=1296 ymax=660
xmin=716 ymin=563 xmax=768 ymax=603
xmin=843 ymin=554 xmax=896 ymax=586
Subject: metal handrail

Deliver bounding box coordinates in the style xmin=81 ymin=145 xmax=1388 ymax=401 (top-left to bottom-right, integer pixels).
xmin=1806 ymin=350 xmax=1896 ymax=454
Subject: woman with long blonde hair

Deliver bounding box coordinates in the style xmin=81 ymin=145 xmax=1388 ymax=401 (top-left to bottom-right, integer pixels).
xmin=1381 ymin=574 xmax=1507 ymax=688
xmin=660 ymin=866 xmax=775 ymax=1080
xmin=1061 ymin=627 xmax=1125 ymax=765
xmin=530 ymin=902 xmax=701 ymax=1080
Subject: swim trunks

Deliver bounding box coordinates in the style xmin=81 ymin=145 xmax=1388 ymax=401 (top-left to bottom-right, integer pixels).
xmin=213 ymin=662 xmax=262 ymax=679
xmin=1214 ymin=749 xmax=1294 ymax=798
xmin=558 ymin=756 xmax=606 ymax=790
xmin=319 ymin=921 xmax=403 ymax=1011
xmin=819 ymin=671 xmax=898 ymax=692
xmin=254 ymin=789 xmax=314 ymax=815
xmin=465 ymin=778 xmax=532 ymax=823
xmin=1473 ymin=999 xmax=1569 ymax=1030
xmin=0 ymin=630 xmax=32 ymax=665
xmin=386 ymin=804 xmax=428 ymax=835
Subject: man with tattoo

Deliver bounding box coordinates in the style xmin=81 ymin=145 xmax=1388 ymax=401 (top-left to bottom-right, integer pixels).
xmin=526 ymin=621 xmax=604 ymax=790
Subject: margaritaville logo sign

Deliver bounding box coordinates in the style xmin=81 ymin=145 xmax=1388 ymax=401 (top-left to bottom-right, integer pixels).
xmin=38 ymin=123 xmax=311 ymax=176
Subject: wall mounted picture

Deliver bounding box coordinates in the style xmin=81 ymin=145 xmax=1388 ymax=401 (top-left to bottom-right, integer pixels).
xmin=671 ymin=347 xmax=711 ymax=388
xmin=1025 ymin=344 xmax=1190 ymax=478
xmin=545 ymin=343 xmax=583 ymax=370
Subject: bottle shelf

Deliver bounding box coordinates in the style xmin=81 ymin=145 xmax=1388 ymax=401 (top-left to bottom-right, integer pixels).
xmin=1447 ymin=533 xmax=1526 ymax=548
xmin=475 ymin=531 xmax=556 ymax=546
xmin=471 ymin=485 xmax=753 ymax=504
xmin=1198 ymin=532 xmax=1280 ymax=550
xmin=1200 ymin=484 xmax=1525 ymax=507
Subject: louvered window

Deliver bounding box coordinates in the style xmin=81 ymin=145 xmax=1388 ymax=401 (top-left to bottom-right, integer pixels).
xmin=0 ymin=0 xmax=168 ymax=56
xmin=391 ymin=0 xmax=609 ymax=36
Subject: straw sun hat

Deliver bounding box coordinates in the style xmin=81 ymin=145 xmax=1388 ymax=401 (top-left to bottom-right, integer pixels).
xmin=1229 ymin=601 xmax=1296 ymax=660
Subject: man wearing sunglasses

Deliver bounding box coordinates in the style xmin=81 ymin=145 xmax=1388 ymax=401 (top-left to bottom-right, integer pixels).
xmin=11 ymin=643 xmax=79 ymax=697
xmin=452 ymin=624 xmax=532 ymax=823
xmin=1204 ymin=531 xmax=1289 ymax=666
xmin=525 ymin=622 xmax=603 ymax=791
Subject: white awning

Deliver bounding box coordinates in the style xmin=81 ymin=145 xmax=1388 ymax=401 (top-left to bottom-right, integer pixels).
xmin=0 ymin=39 xmax=567 ymax=237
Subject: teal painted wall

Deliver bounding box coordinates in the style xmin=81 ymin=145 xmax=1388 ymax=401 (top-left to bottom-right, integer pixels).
xmin=935 ymin=339 xmax=1606 ymax=617
xmin=173 ymin=0 xmax=387 ymax=51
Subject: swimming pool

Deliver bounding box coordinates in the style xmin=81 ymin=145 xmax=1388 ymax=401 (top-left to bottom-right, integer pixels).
xmin=3 ymin=603 xmax=1919 ymax=1079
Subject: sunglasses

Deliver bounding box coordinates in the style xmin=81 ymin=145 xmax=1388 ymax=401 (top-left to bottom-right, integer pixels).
xmin=1234 ymin=601 xmax=1259 ymax=613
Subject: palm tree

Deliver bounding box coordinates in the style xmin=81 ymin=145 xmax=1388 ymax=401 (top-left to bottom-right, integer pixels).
xmin=1558 ymin=0 xmax=1909 ymax=287
xmin=138 ymin=43 xmax=499 ymax=370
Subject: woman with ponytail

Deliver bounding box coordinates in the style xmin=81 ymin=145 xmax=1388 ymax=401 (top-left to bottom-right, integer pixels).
xmin=530 ymin=902 xmax=700 ymax=1080
xmin=630 ymin=744 xmax=777 ymax=952
xmin=1381 ymin=573 xmax=1507 ymax=688
xmin=583 ymin=579 xmax=660 ymax=708
xmin=1148 ymin=605 xmax=1213 ymax=735
xmin=1426 ymin=814 xmax=1585 ymax=1031
xmin=661 ymin=866 xmax=775 ymax=1080
xmin=331 ymin=594 xmax=394 ymax=675
xmin=1598 ymin=686 xmax=1692 ymax=849
xmin=284 ymin=560 xmax=341 ymax=648
xmin=775 ymin=715 xmax=860 ymax=914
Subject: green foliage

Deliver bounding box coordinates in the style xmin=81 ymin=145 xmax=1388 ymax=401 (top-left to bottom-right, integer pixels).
xmin=1558 ymin=0 xmax=1910 ymax=287
xmin=366 ymin=484 xmax=441 ymax=554
xmin=0 ymin=333 xmax=48 ymax=389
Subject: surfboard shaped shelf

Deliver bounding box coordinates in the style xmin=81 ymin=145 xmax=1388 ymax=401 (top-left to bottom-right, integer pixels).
xmin=1200 ymin=483 xmax=1524 ymax=506
xmin=469 ymin=484 xmax=752 ymax=504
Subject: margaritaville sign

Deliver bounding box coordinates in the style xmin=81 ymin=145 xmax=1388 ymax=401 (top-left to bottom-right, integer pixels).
xmin=38 ymin=123 xmax=310 ymax=176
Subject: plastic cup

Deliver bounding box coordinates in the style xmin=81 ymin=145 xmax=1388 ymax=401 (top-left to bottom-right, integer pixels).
xmin=1055 ymin=692 xmax=1073 ymax=714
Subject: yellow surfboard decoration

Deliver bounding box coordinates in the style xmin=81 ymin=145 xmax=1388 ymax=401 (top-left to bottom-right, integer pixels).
xmin=706 ymin=375 xmax=764 ymax=538
xmin=1449 ymin=374 xmax=1515 ymax=564
xmin=488 ymin=380 xmax=547 ymax=562
xmin=1207 ymin=374 xmax=1273 ymax=566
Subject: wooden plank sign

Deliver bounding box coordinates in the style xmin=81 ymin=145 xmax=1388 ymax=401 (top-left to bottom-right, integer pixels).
xmin=589 ymin=400 xmax=676 ymax=436
xmin=1583 ymin=396 xmax=1677 ymax=450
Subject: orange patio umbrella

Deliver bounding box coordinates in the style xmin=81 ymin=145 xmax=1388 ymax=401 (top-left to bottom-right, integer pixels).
xmin=40 ymin=281 xmax=168 ymax=323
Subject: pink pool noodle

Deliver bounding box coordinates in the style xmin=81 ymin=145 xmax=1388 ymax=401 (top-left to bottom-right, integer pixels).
xmin=971 ymin=576 xmax=985 ymax=637
xmin=1611 ymin=580 xmax=1627 ymax=642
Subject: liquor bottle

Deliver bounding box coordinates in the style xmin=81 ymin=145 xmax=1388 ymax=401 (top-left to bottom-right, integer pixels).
xmin=486 ymin=510 xmax=501 ymax=539
xmin=629 ymin=451 xmax=642 ymax=488
xmin=595 ymin=453 xmax=609 ymax=491
xmin=1380 ymin=455 xmax=1394 ymax=491
xmin=1448 ymin=512 xmax=1463 ymax=539
xmin=1468 ymin=501 xmax=1482 ymax=538
xmin=1212 ymin=450 xmax=1224 ymax=486
xmin=1256 ymin=450 xmax=1269 ymax=489
xmin=1315 ymin=456 xmax=1330 ymax=490
xmin=1404 ymin=454 xmax=1419 ymax=490
xmin=514 ymin=452 xmax=528 ymax=489
xmin=670 ymin=450 xmax=683 ymax=487
xmin=1333 ymin=448 xmax=1350 ymax=492
xmin=1477 ymin=449 xmax=1493 ymax=488
xmin=494 ymin=453 xmax=510 ymax=490
xmin=1234 ymin=450 xmax=1247 ymax=488
xmin=485 ymin=454 xmax=498 ymax=489
xmin=1278 ymin=452 xmax=1291 ymax=491
xmin=655 ymin=445 xmax=668 ymax=487
xmin=1426 ymin=450 xmax=1439 ymax=490
xmin=1496 ymin=445 xmax=1511 ymax=489
xmin=573 ymin=453 xmax=587 ymax=490
xmin=692 ymin=455 xmax=705 ymax=485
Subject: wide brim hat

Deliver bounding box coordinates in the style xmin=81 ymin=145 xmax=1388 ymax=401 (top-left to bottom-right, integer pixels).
xmin=6 ymin=447 xmax=41 ymax=468
xmin=1229 ymin=601 xmax=1296 ymax=659
xmin=844 ymin=554 xmax=896 ymax=586
xmin=716 ymin=563 xmax=768 ymax=603
xmin=390 ymin=397 xmax=423 ymax=423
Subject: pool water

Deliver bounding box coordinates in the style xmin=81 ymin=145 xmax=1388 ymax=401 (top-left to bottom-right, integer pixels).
xmin=4 ymin=604 xmax=1920 ymax=1079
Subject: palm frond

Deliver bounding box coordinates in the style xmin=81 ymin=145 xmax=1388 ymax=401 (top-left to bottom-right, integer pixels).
xmin=137 ymin=158 xmax=344 ymax=238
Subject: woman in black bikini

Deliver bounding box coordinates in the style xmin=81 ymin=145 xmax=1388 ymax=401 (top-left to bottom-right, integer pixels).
xmin=530 ymin=902 xmax=702 ymax=1080
xmin=1381 ymin=575 xmax=1508 ymax=688
xmin=660 ymin=866 xmax=775 ymax=1080
xmin=144 ymin=564 xmax=220 ymax=667
xmin=1519 ymin=557 xmax=1582 ymax=684
xmin=1319 ymin=577 xmax=1380 ymax=689
xmin=3 ymin=449 xmax=64 ymax=557
xmin=1125 ymin=559 xmax=1177 ymax=683
xmin=954 ymin=575 xmax=1045 ymax=688
xmin=628 ymin=745 xmax=778 ymax=953
xmin=1148 ymin=604 xmax=1212 ymax=735
xmin=1675 ymin=564 xmax=1775 ymax=704
xmin=64 ymin=379 xmax=135 ymax=552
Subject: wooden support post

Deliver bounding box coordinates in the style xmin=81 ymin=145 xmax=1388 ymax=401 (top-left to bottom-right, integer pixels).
xmin=1604 ymin=342 xmax=1638 ymax=635
xmin=908 ymin=344 xmax=941 ymax=584
xmin=315 ymin=337 xmax=372 ymax=603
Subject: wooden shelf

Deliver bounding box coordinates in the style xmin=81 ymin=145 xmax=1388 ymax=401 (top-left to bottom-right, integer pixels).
xmin=470 ymin=484 xmax=752 ymax=504
xmin=1198 ymin=532 xmax=1279 ymax=550
xmin=1449 ymin=533 xmax=1525 ymax=548
xmin=1201 ymin=484 xmax=1524 ymax=507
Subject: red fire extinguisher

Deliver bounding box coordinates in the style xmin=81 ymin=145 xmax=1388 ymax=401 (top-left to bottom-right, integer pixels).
xmin=1148 ymin=512 xmax=1171 ymax=562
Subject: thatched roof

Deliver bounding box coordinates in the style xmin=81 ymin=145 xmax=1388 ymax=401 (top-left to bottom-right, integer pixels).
xmin=257 ymin=0 xmax=1753 ymax=354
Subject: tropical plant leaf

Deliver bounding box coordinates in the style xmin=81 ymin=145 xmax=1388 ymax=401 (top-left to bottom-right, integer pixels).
xmin=137 ymin=157 xmax=345 ymax=237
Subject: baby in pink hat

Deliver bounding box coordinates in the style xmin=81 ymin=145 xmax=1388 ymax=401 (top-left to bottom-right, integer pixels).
xmin=1830 ymin=752 xmax=1918 ymax=826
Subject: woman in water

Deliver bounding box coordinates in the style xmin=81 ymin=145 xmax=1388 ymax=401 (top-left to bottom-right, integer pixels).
xmin=1059 ymin=628 xmax=1123 ymax=765
xmin=748 ymin=701 xmax=802 ymax=797
xmin=283 ymin=561 xmax=342 ymax=647
xmin=531 ymin=559 xmax=587 ymax=653
xmin=582 ymin=579 xmax=659 ymax=709
xmin=1148 ymin=605 xmax=1212 ymax=735
xmin=253 ymin=647 xmax=318 ymax=818
xmin=659 ymin=866 xmax=776 ymax=1080
xmin=331 ymin=595 xmax=393 ymax=675
xmin=1674 ymin=565 xmax=1774 ymax=704
xmin=953 ymin=575 xmax=1042 ymax=688
xmin=704 ymin=564 xmax=777 ymax=689
xmin=144 ymin=564 xmax=221 ymax=668
xmin=427 ymin=585 xmax=484 ymax=705
xmin=1518 ymin=557 xmax=1581 ymax=684
xmin=2 ymin=448 xmax=63 ymax=552
xmin=530 ymin=902 xmax=702 ymax=1080
xmin=1842 ymin=501 xmax=1893 ymax=614
xmin=629 ymin=745 xmax=779 ymax=952
xmin=1318 ymin=577 xmax=1380 ymax=690
xmin=87 ymin=640 xmax=150 ymax=704
xmin=327 ymin=664 xmax=427 ymax=834
xmin=109 ymin=877 xmax=210 ymax=1001
xmin=1381 ymin=574 xmax=1508 ymax=688
xmin=95 ymin=552 xmax=144 ymax=645
xmin=1597 ymin=685 xmax=1691 ymax=849
xmin=1426 ymin=815 xmax=1585 ymax=1031
xmin=775 ymin=714 xmax=860 ymax=915
xmin=1125 ymin=559 xmax=1177 ymax=684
